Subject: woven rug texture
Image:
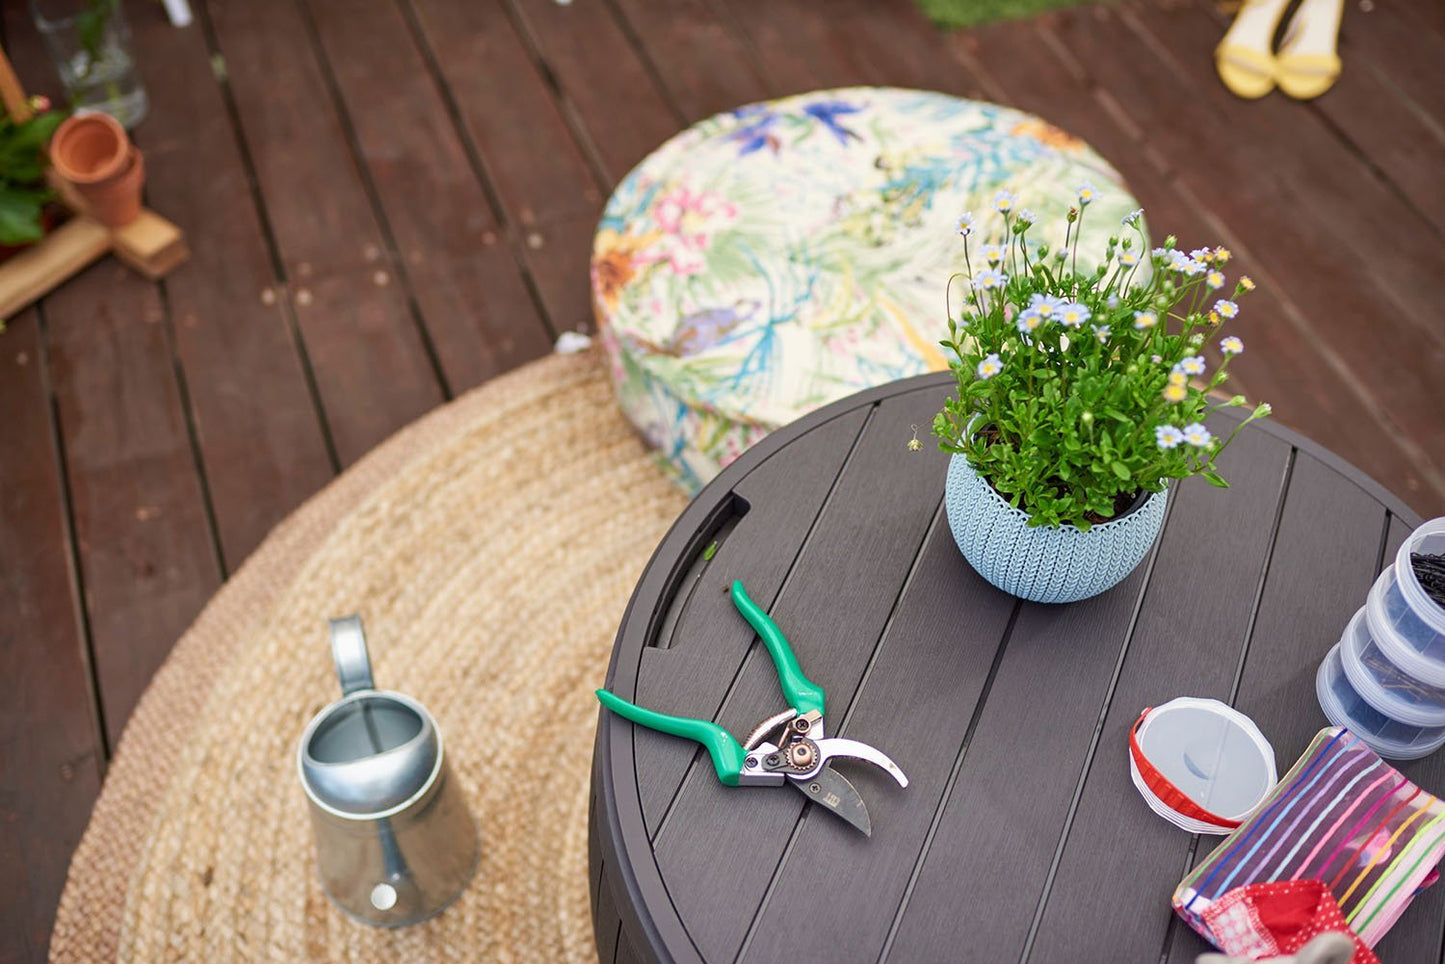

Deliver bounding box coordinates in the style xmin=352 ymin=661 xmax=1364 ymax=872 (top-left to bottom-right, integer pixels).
xmin=49 ymin=350 xmax=688 ymax=962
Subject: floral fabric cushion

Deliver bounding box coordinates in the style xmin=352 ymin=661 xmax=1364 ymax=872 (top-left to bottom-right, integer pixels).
xmin=591 ymin=86 xmax=1143 ymax=491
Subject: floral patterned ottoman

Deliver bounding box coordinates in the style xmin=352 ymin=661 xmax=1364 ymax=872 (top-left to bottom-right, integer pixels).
xmin=591 ymin=87 xmax=1144 ymax=491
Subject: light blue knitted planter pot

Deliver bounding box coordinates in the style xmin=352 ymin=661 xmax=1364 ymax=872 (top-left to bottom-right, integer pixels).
xmin=944 ymin=455 xmax=1168 ymax=604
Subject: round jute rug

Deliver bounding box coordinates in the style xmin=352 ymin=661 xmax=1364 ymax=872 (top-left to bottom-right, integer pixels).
xmin=49 ymin=350 xmax=688 ymax=963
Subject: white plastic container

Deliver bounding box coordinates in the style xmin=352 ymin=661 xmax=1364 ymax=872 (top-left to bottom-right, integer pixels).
xmin=1373 ymin=519 xmax=1445 ymax=670
xmin=1340 ymin=607 xmax=1445 ymax=726
xmin=1129 ymin=698 xmax=1277 ymax=835
xmin=1316 ymin=644 xmax=1445 ymax=760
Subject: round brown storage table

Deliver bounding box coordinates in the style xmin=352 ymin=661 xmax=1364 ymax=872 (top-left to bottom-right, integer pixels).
xmin=590 ymin=373 xmax=1433 ymax=964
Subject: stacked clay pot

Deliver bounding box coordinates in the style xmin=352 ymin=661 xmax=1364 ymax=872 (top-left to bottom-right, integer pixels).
xmin=48 ymin=110 xmax=144 ymax=228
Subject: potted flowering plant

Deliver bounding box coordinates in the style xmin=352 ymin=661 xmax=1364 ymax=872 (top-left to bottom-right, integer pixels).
xmin=933 ymin=186 xmax=1270 ymax=604
xmin=0 ymin=95 xmax=66 ymax=259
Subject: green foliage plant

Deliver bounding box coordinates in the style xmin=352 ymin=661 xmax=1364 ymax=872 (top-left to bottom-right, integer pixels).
xmin=933 ymin=186 xmax=1271 ymax=530
xmin=0 ymin=96 xmax=66 ymax=246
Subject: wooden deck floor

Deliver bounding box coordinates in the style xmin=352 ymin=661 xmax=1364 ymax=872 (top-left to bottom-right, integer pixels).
xmin=1 ymin=0 xmax=1442 ymax=959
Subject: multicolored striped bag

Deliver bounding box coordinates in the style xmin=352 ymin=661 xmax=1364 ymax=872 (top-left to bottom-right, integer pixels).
xmin=1174 ymin=727 xmax=1445 ymax=951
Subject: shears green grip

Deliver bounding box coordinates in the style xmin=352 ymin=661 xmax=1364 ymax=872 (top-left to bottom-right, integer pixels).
xmin=729 ymin=580 xmax=826 ymax=718
xmin=596 ymin=689 xmax=746 ymax=785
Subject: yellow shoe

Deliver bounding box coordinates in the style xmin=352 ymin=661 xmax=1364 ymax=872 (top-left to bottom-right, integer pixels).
xmin=1214 ymin=0 xmax=1293 ymax=99
xmin=1215 ymin=44 xmax=1277 ymax=99
xmin=1276 ymin=0 xmax=1345 ymax=99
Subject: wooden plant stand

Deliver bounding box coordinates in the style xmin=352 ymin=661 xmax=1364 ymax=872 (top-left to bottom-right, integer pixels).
xmin=0 ymin=46 xmax=188 ymax=322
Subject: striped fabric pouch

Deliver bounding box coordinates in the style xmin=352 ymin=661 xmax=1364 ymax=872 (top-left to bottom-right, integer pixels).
xmin=1173 ymin=727 xmax=1445 ymax=951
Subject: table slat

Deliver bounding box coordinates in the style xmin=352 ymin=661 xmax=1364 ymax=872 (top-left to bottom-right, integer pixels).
xmin=1027 ymin=425 xmax=1293 ymax=962
xmin=885 ymin=532 xmax=1164 ymax=959
xmin=740 ymin=516 xmax=1018 ymax=961
xmin=634 ymin=405 xmax=872 ymax=833
xmin=1165 ymin=451 xmax=1397 ymax=961
xmin=650 ymin=388 xmax=949 ymax=961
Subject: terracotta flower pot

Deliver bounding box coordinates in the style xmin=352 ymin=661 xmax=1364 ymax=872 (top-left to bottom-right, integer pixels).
xmin=49 ymin=111 xmax=146 ymax=228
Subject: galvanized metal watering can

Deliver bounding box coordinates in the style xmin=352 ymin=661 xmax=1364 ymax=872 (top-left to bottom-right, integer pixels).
xmin=297 ymin=615 xmax=478 ymax=926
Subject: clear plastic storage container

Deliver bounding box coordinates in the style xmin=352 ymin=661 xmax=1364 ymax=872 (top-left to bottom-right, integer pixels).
xmin=1316 ymin=644 xmax=1445 ymax=760
xmin=1339 ymin=607 xmax=1445 ymax=727
xmin=1372 ymin=520 xmax=1445 ymax=671
xmin=1369 ymin=560 xmax=1445 ymax=690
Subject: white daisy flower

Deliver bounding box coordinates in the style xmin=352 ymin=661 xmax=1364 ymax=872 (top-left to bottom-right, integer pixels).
xmin=1058 ymin=302 xmax=1091 ymax=328
xmin=1156 ymin=425 xmax=1184 ymax=450
xmin=1174 ymin=355 xmax=1207 ymax=376
xmin=1029 ymin=293 xmax=1062 ymax=318
xmin=973 ymin=268 xmax=1008 ymax=290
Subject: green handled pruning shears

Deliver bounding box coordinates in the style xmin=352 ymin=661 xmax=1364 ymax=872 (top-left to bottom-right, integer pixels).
xmin=597 ymin=580 xmax=908 ymax=835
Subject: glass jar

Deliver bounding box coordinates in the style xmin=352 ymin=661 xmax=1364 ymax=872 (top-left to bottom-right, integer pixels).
xmin=31 ymin=0 xmax=148 ymax=128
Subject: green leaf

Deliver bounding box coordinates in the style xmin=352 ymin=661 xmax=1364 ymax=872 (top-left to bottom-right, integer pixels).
xmin=1110 ymin=460 xmax=1130 ymax=481
xmin=1203 ymin=471 xmax=1230 ymax=489
xmin=0 ymin=187 xmax=46 ymax=245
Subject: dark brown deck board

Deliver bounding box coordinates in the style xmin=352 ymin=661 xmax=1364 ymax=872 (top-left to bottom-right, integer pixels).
xmin=1022 ymin=8 xmax=1439 ymax=503
xmin=714 ymin=0 xmax=876 ymax=95
xmin=1340 ymin=0 xmax=1445 ymax=132
xmin=127 ymin=2 xmax=338 ymax=569
xmin=1247 ymin=2 xmax=1445 ymax=238
xmin=1114 ymin=0 xmax=1445 ymax=472
xmin=507 ymin=0 xmax=681 ymax=182
xmin=1045 ymin=3 xmax=1445 ymax=509
xmin=201 ymin=0 xmax=446 ymax=464
xmin=406 ymin=0 xmax=601 ymax=226
xmin=0 ymin=311 xmax=104 ymax=964
xmin=299 ymin=0 xmax=554 ymax=392
xmin=2 ymin=1 xmax=1443 ymax=959
xmin=40 ymin=263 xmax=224 ymax=741
xmin=403 ymin=0 xmax=603 ymax=326
xmin=610 ymin=0 xmax=771 ymax=122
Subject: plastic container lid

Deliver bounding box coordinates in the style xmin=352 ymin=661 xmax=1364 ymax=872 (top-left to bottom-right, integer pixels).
xmin=1316 ymin=644 xmax=1445 ymax=760
xmin=1128 ymin=697 xmax=1277 ymax=834
xmin=1340 ymin=606 xmax=1445 ymax=727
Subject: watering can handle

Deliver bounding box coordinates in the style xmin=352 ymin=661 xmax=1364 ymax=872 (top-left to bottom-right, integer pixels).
xmin=329 ymin=615 xmax=375 ymax=696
